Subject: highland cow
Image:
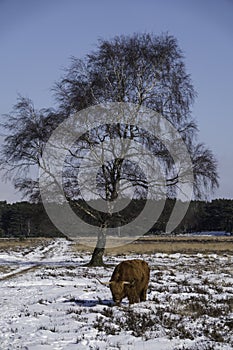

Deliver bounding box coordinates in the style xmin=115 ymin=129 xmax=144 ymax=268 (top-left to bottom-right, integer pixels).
xmin=98 ymin=259 xmax=150 ymax=305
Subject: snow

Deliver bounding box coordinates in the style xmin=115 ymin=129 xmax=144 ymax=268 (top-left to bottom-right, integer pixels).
xmin=189 ymin=231 xmax=232 ymax=236
xmin=0 ymin=239 xmax=232 ymax=349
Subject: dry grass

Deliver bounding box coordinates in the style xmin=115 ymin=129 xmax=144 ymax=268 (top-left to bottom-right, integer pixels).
xmin=0 ymin=238 xmax=52 ymax=252
xmin=73 ymin=235 xmax=233 ymax=255
xmin=0 ymin=235 xmax=232 ymax=256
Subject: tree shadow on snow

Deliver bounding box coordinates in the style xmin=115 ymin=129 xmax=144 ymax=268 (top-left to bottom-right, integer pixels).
xmin=63 ymin=297 xmax=114 ymax=307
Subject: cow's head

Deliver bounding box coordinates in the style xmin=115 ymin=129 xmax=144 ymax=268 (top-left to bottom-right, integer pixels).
xmin=97 ymin=278 xmax=131 ymax=305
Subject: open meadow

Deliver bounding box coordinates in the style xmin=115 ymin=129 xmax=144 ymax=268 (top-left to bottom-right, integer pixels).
xmin=0 ymin=236 xmax=232 ymax=349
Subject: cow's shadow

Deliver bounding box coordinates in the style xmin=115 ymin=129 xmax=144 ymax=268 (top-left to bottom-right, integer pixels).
xmin=63 ymin=298 xmax=114 ymax=307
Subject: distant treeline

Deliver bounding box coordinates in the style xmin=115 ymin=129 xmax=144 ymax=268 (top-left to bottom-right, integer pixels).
xmin=0 ymin=199 xmax=232 ymax=238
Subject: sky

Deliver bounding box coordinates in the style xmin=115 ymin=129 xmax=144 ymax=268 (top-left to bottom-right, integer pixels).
xmin=0 ymin=0 xmax=233 ymax=202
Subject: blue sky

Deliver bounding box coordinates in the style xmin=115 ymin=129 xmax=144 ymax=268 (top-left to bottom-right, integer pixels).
xmin=0 ymin=0 xmax=233 ymax=202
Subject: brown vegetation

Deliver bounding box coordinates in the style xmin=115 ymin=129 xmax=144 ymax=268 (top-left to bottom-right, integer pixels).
xmin=73 ymin=235 xmax=233 ymax=255
xmin=0 ymin=235 xmax=232 ymax=256
xmin=0 ymin=238 xmax=52 ymax=252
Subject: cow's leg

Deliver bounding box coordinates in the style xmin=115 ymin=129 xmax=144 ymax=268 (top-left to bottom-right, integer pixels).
xmin=140 ymin=288 xmax=147 ymax=302
xmin=128 ymin=291 xmax=140 ymax=304
xmin=128 ymin=296 xmax=140 ymax=304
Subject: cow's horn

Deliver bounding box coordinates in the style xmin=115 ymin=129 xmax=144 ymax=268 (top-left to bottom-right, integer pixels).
xmin=122 ymin=281 xmax=131 ymax=285
xmin=96 ymin=278 xmax=111 ymax=286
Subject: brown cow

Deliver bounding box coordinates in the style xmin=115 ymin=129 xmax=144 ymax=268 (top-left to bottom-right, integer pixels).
xmin=98 ymin=259 xmax=150 ymax=305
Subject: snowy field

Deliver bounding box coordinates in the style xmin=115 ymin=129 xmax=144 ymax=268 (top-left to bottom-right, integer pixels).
xmin=0 ymin=239 xmax=232 ymax=350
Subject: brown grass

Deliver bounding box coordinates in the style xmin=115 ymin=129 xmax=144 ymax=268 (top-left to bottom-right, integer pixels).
xmin=0 ymin=236 xmax=232 ymax=256
xmin=73 ymin=235 xmax=233 ymax=255
xmin=0 ymin=238 xmax=52 ymax=251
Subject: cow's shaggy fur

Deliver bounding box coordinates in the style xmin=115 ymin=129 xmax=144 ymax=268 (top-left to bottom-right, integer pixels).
xmin=109 ymin=259 xmax=150 ymax=305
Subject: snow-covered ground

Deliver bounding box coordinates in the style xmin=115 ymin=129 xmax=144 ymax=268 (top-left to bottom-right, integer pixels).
xmin=0 ymin=239 xmax=232 ymax=349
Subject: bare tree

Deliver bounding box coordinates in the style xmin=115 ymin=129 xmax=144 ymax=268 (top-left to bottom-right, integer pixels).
xmin=1 ymin=33 xmax=219 ymax=266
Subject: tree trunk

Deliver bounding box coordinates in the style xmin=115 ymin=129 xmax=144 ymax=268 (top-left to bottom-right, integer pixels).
xmin=86 ymin=226 xmax=107 ymax=266
xmin=87 ymin=246 xmax=105 ymax=267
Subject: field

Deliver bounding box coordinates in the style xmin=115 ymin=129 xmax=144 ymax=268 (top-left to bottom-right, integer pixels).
xmin=0 ymin=236 xmax=232 ymax=349
xmin=74 ymin=235 xmax=233 ymax=255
